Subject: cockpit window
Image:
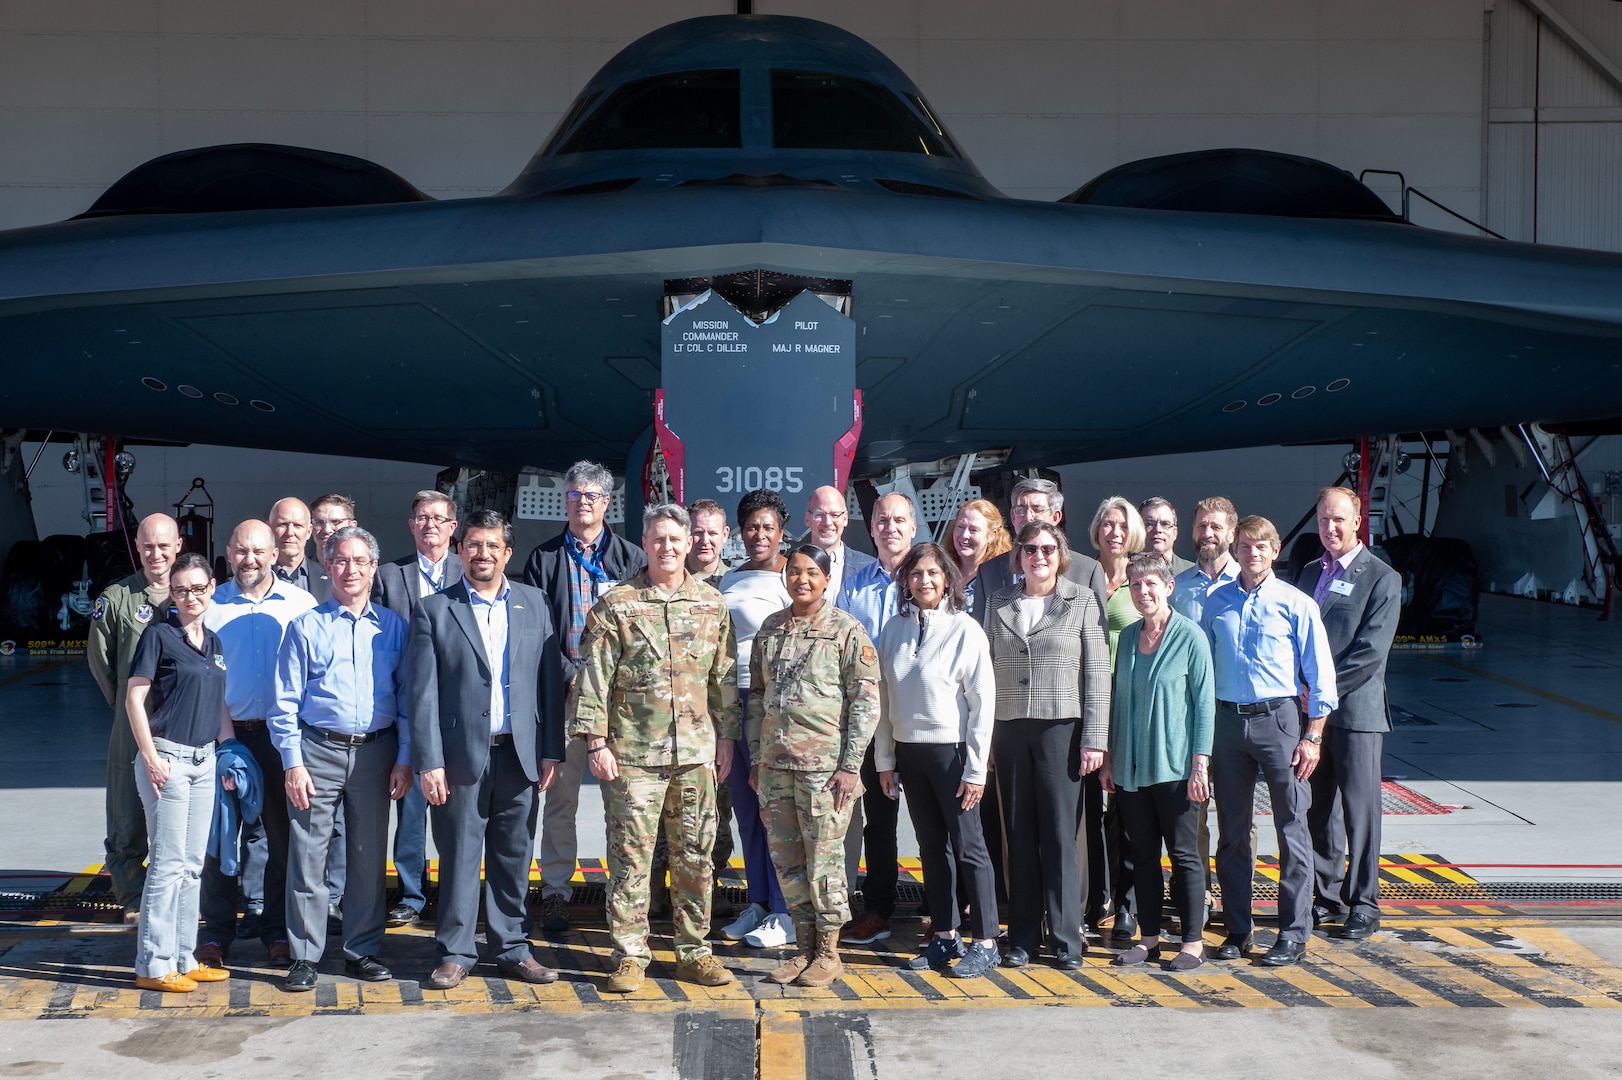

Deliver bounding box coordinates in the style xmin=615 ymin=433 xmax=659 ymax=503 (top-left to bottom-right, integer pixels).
xmin=771 ymin=70 xmax=956 ymax=156
xmin=557 ymin=70 xmax=741 ymax=154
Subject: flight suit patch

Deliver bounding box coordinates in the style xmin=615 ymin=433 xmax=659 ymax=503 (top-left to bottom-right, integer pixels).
xmin=135 ymin=604 xmax=153 ymax=623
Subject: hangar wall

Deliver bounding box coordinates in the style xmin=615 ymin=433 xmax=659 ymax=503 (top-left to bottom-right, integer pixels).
xmin=3 ymin=1 xmax=1619 ymax=569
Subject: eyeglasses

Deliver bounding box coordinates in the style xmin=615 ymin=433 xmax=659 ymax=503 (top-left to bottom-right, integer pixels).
xmin=1012 ymin=503 xmax=1050 ymax=517
xmin=1144 ymin=519 xmax=1176 ymax=531
xmin=810 ymin=510 xmax=848 ymax=522
xmin=567 ymin=491 xmax=608 ymax=505
xmin=1021 ymin=543 xmax=1059 ymax=557
xmin=172 ymin=584 xmax=210 ymax=599
xmin=329 ymin=557 xmax=374 ymax=570
xmin=413 ymin=514 xmax=455 ymax=528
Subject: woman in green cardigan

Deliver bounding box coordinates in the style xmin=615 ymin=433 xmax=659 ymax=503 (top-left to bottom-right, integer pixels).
xmin=1100 ymin=552 xmax=1215 ymax=972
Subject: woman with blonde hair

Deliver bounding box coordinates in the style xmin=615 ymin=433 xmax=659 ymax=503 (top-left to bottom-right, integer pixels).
xmin=1089 ymin=496 xmax=1148 ymax=669
xmin=948 ymin=498 xmax=1012 ymax=620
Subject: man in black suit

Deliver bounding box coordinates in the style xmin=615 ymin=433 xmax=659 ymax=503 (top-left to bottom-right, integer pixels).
xmin=521 ymin=460 xmax=647 ymax=932
xmin=1297 ymin=486 xmax=1401 ymax=941
xmin=409 ymin=509 xmax=566 ymax=989
xmin=374 ymin=489 xmax=463 ymax=929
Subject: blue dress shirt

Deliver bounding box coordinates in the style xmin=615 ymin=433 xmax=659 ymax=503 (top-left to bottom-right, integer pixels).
xmin=1202 ymin=571 xmax=1339 ymax=717
xmin=270 ymin=599 xmax=411 ymax=770
xmin=465 ymin=576 xmax=512 ymax=736
xmin=1170 ymin=557 xmax=1239 ymax=625
xmin=203 ymin=577 xmax=317 ymax=722
xmin=836 ymin=559 xmax=900 ymax=643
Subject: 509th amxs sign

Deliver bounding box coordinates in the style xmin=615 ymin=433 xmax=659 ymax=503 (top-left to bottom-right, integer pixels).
xmin=656 ymin=290 xmax=858 ymax=509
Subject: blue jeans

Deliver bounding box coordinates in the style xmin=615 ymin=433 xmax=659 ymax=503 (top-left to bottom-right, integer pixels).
xmin=393 ymin=782 xmax=429 ymax=912
xmin=134 ymin=738 xmax=215 ymax=978
xmin=729 ymin=689 xmax=786 ymax=913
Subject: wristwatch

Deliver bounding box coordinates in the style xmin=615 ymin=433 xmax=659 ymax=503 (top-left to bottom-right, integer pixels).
xmin=1302 ymin=733 xmax=1323 ymax=746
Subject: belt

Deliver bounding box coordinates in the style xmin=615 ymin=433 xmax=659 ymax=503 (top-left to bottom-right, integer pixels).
xmin=300 ymin=722 xmax=390 ymax=747
xmin=1218 ymin=697 xmax=1292 ymax=716
xmin=490 ymin=733 xmax=513 ymax=747
xmin=232 ymin=719 xmax=266 ymax=730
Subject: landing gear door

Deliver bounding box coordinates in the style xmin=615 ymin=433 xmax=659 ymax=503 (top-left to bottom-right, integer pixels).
xmin=657 ymin=289 xmax=859 ymax=507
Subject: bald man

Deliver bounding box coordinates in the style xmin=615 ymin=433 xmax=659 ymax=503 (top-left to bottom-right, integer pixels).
xmin=804 ymin=486 xmax=875 ymax=600
xmin=196 ymin=520 xmax=317 ymax=969
xmin=88 ymin=513 xmax=182 ymax=919
xmin=268 ymin=498 xmax=321 ymax=597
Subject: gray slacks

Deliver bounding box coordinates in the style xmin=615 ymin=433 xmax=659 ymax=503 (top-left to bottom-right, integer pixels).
xmin=433 ymin=740 xmax=538 ymax=970
xmin=1308 ymin=726 xmax=1384 ymax=919
xmin=285 ymin=726 xmax=396 ymax=963
xmin=1211 ymin=698 xmax=1314 ymax=943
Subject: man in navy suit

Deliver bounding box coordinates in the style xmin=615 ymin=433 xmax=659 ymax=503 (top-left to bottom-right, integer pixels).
xmin=409 ymin=509 xmax=566 ymax=989
xmin=1296 ymin=487 xmax=1401 ymax=941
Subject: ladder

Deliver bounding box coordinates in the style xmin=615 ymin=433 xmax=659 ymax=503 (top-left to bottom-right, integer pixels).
xmin=1518 ymin=424 xmax=1618 ymax=619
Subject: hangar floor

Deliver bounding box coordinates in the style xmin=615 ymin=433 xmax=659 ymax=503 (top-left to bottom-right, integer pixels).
xmin=1 ymin=593 xmax=1620 ymax=1078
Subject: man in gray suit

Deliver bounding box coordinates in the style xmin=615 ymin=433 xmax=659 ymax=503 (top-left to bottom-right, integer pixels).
xmin=409 ymin=509 xmax=566 ymax=989
xmin=1297 ymin=486 xmax=1401 ymax=941
xmin=375 ymin=489 xmax=463 ymax=928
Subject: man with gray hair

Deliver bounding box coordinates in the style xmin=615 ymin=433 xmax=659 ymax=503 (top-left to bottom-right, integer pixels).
xmin=1140 ymin=497 xmax=1194 ymax=577
xmin=571 ymin=503 xmax=739 ymax=992
xmin=522 ymin=460 xmax=648 ymax=932
xmin=271 ymin=525 xmax=414 ymax=991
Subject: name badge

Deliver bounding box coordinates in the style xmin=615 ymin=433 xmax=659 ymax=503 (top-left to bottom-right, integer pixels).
xmin=1329 ymin=578 xmax=1356 ymax=596
xmin=596 ymin=579 xmax=619 ymax=596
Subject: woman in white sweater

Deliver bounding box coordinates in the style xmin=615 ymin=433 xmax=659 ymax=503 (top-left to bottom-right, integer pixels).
xmin=875 ymin=542 xmax=1000 ymax=978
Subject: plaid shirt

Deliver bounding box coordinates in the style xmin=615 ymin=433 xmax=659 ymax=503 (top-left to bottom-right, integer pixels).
xmin=565 ymin=532 xmax=603 ymax=665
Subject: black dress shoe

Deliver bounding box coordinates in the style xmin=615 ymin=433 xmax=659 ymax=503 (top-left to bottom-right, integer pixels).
xmin=1259 ymin=939 xmax=1308 ymax=967
xmin=386 ymin=904 xmax=420 ymax=929
xmin=1215 ymin=934 xmax=1252 ymax=961
xmin=1311 ymin=903 xmax=1346 ymax=928
xmin=1053 ymin=952 xmax=1086 ymax=971
xmin=1111 ymin=910 xmax=1138 ymax=941
xmin=344 ymin=956 xmax=393 ymax=982
xmin=284 ymin=960 xmax=318 ymax=992
xmin=1335 ymin=912 xmax=1381 ymax=940
xmin=1001 ymin=946 xmax=1030 ymax=968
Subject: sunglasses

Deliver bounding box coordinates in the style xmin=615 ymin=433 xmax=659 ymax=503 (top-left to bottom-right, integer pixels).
xmin=1021 ymin=543 xmax=1058 ymax=557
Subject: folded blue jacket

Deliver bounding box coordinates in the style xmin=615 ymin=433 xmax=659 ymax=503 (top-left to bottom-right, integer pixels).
xmin=208 ymin=738 xmax=264 ymax=876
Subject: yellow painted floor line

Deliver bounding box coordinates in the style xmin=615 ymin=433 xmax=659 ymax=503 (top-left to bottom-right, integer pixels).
xmin=760 ymin=1009 xmax=807 ymax=1080
xmin=1325 ymin=949 xmax=1458 ymax=1007
xmin=1271 ymin=964 xmax=1375 ymax=1007
xmin=1428 ymin=655 xmax=1622 ymax=725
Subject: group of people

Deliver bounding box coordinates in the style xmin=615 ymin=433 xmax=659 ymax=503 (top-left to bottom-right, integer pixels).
xmin=89 ymin=462 xmax=1400 ymax=994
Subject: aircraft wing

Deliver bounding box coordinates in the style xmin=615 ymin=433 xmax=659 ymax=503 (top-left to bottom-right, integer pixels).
xmin=2 ymin=185 xmax=1620 ymax=474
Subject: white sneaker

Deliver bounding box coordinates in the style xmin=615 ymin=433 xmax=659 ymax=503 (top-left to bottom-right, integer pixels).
xmin=721 ymin=902 xmax=769 ymax=941
xmin=744 ymin=911 xmax=797 ymax=948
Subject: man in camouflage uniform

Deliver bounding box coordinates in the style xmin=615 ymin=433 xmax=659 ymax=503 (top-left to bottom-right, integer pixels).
xmin=88 ymin=513 xmax=182 ymax=919
xmin=749 ymin=548 xmax=881 ymax=986
xmin=570 ymin=503 xmax=740 ymax=993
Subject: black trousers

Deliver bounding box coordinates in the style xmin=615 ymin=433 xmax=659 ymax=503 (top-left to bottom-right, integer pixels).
xmin=1308 ymin=726 xmax=1384 ymax=918
xmin=895 ymin=742 xmax=1000 ymax=941
xmin=1116 ymin=780 xmax=1204 ymax=942
xmin=858 ymin=741 xmax=900 ymax=918
xmin=994 ymin=717 xmax=1084 ymax=958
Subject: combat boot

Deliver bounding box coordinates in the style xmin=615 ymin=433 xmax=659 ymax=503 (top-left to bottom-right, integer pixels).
xmin=795 ymin=926 xmax=844 ymax=987
xmin=767 ymin=920 xmax=818 ymax=985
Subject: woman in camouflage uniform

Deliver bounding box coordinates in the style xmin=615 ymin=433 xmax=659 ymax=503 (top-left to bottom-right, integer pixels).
xmin=748 ymin=545 xmax=881 ymax=987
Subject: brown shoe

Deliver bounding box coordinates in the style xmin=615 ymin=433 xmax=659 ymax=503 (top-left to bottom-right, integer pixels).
xmin=843 ymin=911 xmax=891 ymax=945
xmin=267 ymin=939 xmax=292 ymax=967
xmin=500 ymin=956 xmax=559 ymax=984
xmin=136 ymin=972 xmax=197 ymax=993
xmin=675 ymin=952 xmax=735 ymax=987
xmin=604 ymin=957 xmax=645 ymax=994
xmin=194 ymin=941 xmax=227 ymax=967
xmin=185 ymin=962 xmax=230 ymax=982
xmin=796 ymin=927 xmax=844 ymax=987
xmin=427 ymin=961 xmax=467 ymax=989
xmin=767 ymin=921 xmax=818 ymax=985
